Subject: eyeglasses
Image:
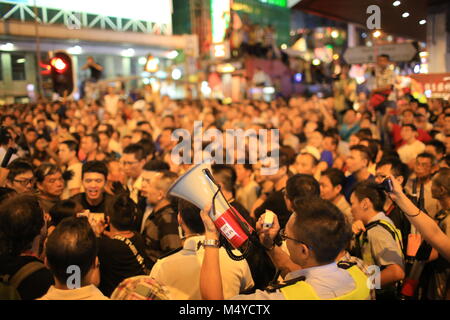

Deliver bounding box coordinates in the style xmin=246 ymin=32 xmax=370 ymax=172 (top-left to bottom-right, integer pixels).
xmin=279 ymin=228 xmax=313 ymax=250
xmin=13 ymin=178 xmax=35 ymax=186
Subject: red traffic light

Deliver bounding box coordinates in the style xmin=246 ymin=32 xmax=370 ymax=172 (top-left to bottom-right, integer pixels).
xmin=50 ymin=57 xmax=67 ymax=73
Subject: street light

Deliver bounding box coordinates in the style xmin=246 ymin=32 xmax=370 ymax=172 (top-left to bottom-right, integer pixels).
xmin=402 ymin=12 xmax=410 ymax=18
xmin=373 ymin=30 xmax=382 ymax=38
xmin=393 ymin=1 xmax=401 ymax=7
xmin=419 ymin=19 xmax=426 ymax=25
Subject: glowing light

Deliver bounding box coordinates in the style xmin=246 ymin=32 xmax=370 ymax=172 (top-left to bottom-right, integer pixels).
xmin=121 ymin=48 xmax=135 ymax=57
xmin=312 ymin=59 xmax=321 ymax=66
xmin=166 ymin=50 xmax=179 ymax=59
xmin=16 ymin=58 xmax=26 ymax=64
xmin=413 ymin=65 xmax=420 ymax=73
xmin=217 ymin=63 xmax=235 ymax=73
xmin=402 ymin=12 xmax=410 ymax=18
xmin=331 ymin=30 xmax=339 ymax=39
xmin=373 ymin=30 xmax=381 ymax=38
xmin=263 ymin=87 xmax=275 ymax=94
xmin=138 ymin=57 xmax=147 ymax=65
xmin=144 ymin=56 xmax=159 ymax=73
xmin=393 ymin=1 xmax=401 ymax=7
xmin=0 ymin=43 xmax=14 ymax=51
xmin=171 ymin=68 xmax=182 ymax=80
xmin=419 ymin=19 xmax=426 ymax=25
xmin=51 ymin=57 xmax=67 ymax=72
xmin=419 ymin=51 xmax=428 ymax=58
xmin=333 ymin=54 xmax=340 ymax=60
xmin=294 ymin=73 xmax=302 ymax=83
xmin=67 ymin=45 xmax=82 ymax=55
xmin=281 ymin=43 xmax=287 ymax=50
xmin=213 ymin=43 xmax=226 ymax=58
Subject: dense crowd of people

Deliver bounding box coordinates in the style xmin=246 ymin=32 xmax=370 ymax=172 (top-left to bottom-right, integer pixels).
xmin=0 ymin=55 xmax=450 ymax=300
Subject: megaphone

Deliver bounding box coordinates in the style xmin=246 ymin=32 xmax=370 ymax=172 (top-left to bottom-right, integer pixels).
xmin=168 ymin=163 xmax=254 ymax=249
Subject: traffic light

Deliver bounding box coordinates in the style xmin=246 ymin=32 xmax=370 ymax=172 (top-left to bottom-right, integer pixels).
xmin=50 ymin=51 xmax=74 ymax=96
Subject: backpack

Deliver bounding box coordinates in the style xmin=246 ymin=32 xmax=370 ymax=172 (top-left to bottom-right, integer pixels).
xmin=0 ymin=261 xmax=45 ymax=300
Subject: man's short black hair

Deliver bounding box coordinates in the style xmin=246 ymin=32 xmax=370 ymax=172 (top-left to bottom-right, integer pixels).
xmin=61 ymin=140 xmax=79 ymax=153
xmin=143 ymin=159 xmax=170 ymax=172
xmin=376 ymin=157 xmax=410 ymax=187
xmin=285 ymin=174 xmax=320 ymax=202
xmin=350 ymin=145 xmax=371 ymax=165
xmin=352 ymin=181 xmax=386 ymax=212
xmin=378 ymin=54 xmax=390 ymax=60
xmin=178 ymin=199 xmax=205 ymax=234
xmin=0 ymin=195 xmax=44 ymax=256
xmin=35 ymin=163 xmax=62 ymax=183
xmin=123 ymin=143 xmax=146 ymax=161
xmin=6 ymin=159 xmax=33 ymax=182
xmin=49 ymin=200 xmax=79 ymax=227
xmin=84 ymin=133 xmax=100 ymax=145
xmin=402 ymin=123 xmax=417 ymax=132
xmin=138 ymin=139 xmax=156 ymax=159
xmin=0 ymin=126 xmax=12 ymax=146
xmin=321 ymin=168 xmax=346 ymax=190
xmin=211 ymin=164 xmax=237 ymax=194
xmin=425 ymin=139 xmax=446 ymax=156
xmin=360 ymin=138 xmax=379 ymax=163
xmin=291 ymin=197 xmax=352 ymax=264
xmin=82 ymin=161 xmax=108 ymax=179
xmin=107 ymin=194 xmax=138 ymax=231
xmin=417 ymin=152 xmax=437 ymax=166
xmin=45 ymin=217 xmax=98 ymax=284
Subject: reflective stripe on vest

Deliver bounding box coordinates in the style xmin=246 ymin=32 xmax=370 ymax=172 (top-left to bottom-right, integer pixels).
xmin=280 ymin=266 xmax=370 ymax=300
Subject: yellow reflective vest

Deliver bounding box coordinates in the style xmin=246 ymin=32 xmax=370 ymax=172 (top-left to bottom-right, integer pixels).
xmin=280 ymin=266 xmax=370 ymax=300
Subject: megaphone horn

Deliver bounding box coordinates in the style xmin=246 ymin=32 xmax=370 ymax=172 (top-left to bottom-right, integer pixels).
xmin=168 ymin=163 xmax=253 ymax=249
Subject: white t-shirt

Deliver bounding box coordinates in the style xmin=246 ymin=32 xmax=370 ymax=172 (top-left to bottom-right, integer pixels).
xmin=104 ymin=94 xmax=120 ymax=117
xmin=150 ymin=235 xmax=254 ymax=300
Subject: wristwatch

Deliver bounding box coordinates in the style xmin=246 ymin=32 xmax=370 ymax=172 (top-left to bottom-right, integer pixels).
xmin=202 ymin=239 xmax=220 ymax=248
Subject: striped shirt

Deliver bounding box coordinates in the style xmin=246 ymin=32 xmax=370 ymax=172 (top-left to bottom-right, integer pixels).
xmin=142 ymin=204 xmax=181 ymax=263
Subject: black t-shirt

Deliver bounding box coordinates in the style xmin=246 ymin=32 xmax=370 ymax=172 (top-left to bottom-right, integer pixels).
xmin=98 ymin=233 xmax=153 ymax=297
xmin=0 ymin=255 xmax=54 ymax=300
xmin=89 ymin=66 xmax=102 ymax=81
xmin=70 ymin=192 xmax=114 ymax=215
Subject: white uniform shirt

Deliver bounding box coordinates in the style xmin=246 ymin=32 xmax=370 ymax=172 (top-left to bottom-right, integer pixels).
xmin=150 ymin=235 xmax=254 ymax=300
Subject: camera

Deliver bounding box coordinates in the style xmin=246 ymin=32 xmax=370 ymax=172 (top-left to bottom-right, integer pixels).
xmin=379 ymin=178 xmax=393 ymax=193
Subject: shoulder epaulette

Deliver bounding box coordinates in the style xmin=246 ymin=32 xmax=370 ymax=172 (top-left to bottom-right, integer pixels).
xmin=265 ymin=275 xmax=306 ymax=293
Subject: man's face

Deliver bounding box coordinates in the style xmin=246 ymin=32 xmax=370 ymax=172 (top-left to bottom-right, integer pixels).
xmin=98 ymin=133 xmax=109 ymax=151
xmin=235 ymin=164 xmax=250 ymax=184
xmin=402 ymin=112 xmax=414 ymax=125
xmin=377 ymin=56 xmax=389 ymax=68
xmin=9 ymin=170 xmax=34 ymax=193
xmin=415 ymin=157 xmax=433 ymax=179
xmin=25 ymin=130 xmax=37 ymax=144
xmin=319 ymin=175 xmax=339 ymax=201
xmin=58 ymin=144 xmax=74 ymax=164
xmin=322 ymin=136 xmax=336 ymax=152
xmin=121 ymin=153 xmax=144 ymax=179
xmin=295 ymin=154 xmax=316 ymax=175
xmin=82 ymin=172 xmax=106 ymax=202
xmin=140 ymin=171 xmax=163 ymax=205
xmin=159 ymin=130 xmax=173 ymax=149
xmin=401 ymin=126 xmax=415 ymax=142
xmin=107 ymin=161 xmax=126 ymax=184
xmin=81 ymin=136 xmax=97 ymax=154
xmin=350 ymin=193 xmax=364 ymax=222
xmin=346 ymin=150 xmax=367 ymax=174
xmin=38 ymin=172 xmax=64 ymax=198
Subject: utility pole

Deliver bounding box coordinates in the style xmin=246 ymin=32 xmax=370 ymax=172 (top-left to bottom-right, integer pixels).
xmin=34 ymin=0 xmax=43 ymax=99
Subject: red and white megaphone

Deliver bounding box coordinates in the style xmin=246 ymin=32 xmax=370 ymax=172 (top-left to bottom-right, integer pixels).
xmin=168 ymin=163 xmax=254 ymax=249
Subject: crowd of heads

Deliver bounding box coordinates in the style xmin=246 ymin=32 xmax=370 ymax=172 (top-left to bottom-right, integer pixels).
xmin=0 ymin=83 xmax=449 ymax=300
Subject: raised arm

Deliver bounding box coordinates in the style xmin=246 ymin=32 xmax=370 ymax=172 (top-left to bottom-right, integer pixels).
xmin=388 ymin=175 xmax=450 ymax=262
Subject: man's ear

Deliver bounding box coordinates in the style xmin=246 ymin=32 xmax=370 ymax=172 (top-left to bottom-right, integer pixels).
xmin=396 ymin=176 xmax=404 ymax=186
xmin=361 ymin=198 xmax=370 ymax=211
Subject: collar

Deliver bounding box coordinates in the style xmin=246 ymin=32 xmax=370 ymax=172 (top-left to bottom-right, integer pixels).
xmin=43 ymin=285 xmax=107 ymax=300
xmin=285 ymin=262 xmax=340 ymax=282
xmin=183 ymin=235 xmax=205 ymax=252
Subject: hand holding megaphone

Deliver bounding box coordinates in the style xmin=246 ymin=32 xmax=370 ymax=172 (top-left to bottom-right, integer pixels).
xmin=200 ymin=204 xmax=219 ymax=240
xmin=256 ymin=210 xmax=280 ymax=250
